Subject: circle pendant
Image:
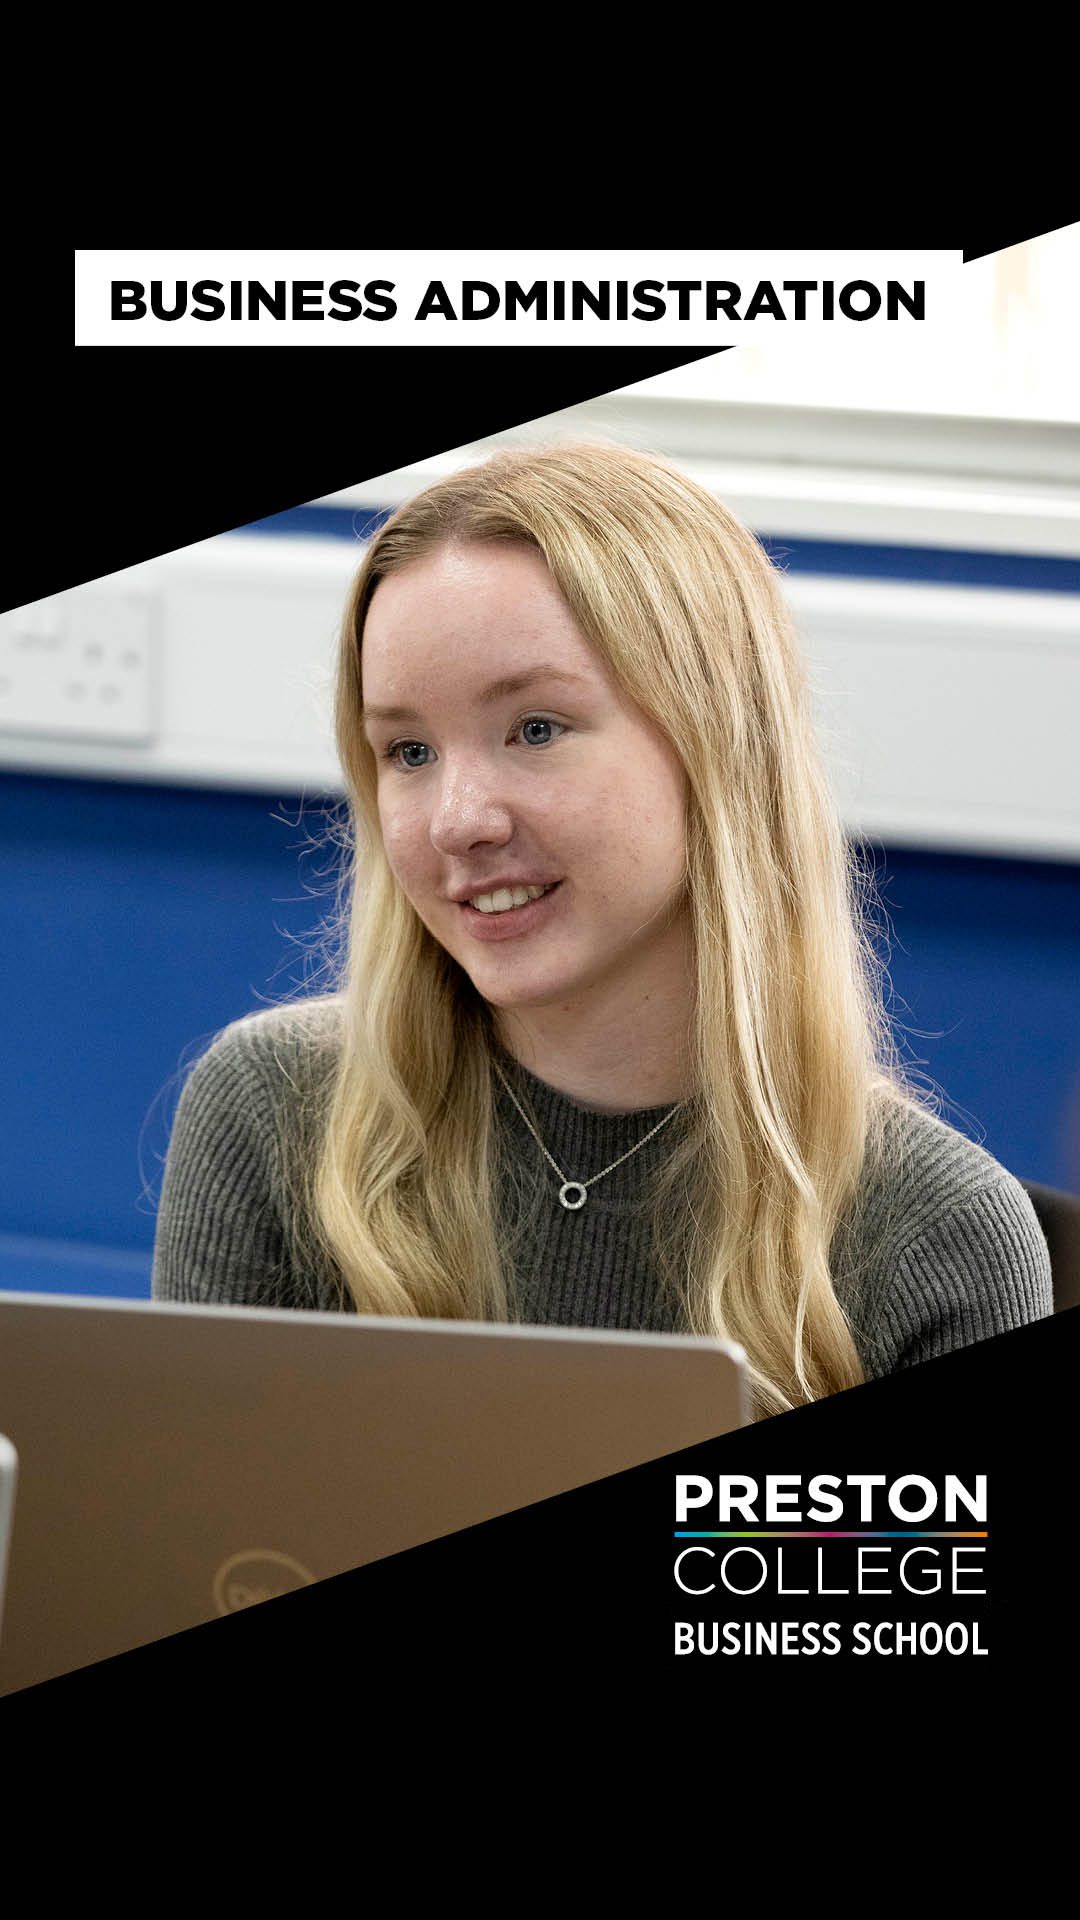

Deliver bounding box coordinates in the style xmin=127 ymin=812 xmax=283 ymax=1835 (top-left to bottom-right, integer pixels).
xmin=559 ymin=1181 xmax=588 ymax=1211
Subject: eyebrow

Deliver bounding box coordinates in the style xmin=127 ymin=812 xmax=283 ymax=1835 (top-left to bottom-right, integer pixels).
xmin=361 ymin=666 xmax=592 ymax=728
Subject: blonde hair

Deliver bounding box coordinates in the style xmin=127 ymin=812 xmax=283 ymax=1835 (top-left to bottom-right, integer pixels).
xmin=305 ymin=441 xmax=904 ymax=1417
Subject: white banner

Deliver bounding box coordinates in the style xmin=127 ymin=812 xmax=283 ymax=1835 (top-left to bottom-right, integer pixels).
xmin=74 ymin=247 xmax=959 ymax=348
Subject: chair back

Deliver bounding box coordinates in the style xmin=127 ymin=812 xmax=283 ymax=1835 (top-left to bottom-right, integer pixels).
xmin=1021 ymin=1181 xmax=1080 ymax=1313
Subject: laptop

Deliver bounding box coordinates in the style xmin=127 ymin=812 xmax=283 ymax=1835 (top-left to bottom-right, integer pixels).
xmin=0 ymin=1291 xmax=748 ymax=1695
xmin=0 ymin=1433 xmax=16 ymax=1648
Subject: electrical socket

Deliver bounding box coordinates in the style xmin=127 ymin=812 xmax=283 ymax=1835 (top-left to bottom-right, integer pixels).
xmin=0 ymin=587 xmax=157 ymax=744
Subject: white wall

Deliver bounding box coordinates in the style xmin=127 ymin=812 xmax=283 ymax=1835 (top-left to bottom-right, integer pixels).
xmin=2 ymin=391 xmax=1078 ymax=861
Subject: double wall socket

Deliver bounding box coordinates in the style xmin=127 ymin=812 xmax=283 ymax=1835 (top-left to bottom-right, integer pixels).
xmin=0 ymin=588 xmax=157 ymax=744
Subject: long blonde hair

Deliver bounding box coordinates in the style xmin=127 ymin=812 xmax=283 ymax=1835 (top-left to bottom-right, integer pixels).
xmin=306 ymin=441 xmax=903 ymax=1417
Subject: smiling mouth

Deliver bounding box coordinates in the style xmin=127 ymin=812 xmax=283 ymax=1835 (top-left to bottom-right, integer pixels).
xmin=462 ymin=882 xmax=561 ymax=916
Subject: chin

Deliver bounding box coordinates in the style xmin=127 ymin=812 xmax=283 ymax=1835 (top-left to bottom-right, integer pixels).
xmin=455 ymin=946 xmax=554 ymax=992
xmin=464 ymin=973 xmax=557 ymax=1010
xmin=465 ymin=959 xmax=593 ymax=1012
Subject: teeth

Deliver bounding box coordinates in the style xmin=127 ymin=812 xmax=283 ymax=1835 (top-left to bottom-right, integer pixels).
xmin=470 ymin=884 xmax=552 ymax=914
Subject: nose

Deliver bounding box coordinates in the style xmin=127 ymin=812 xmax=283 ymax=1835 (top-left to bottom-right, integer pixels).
xmin=428 ymin=758 xmax=514 ymax=857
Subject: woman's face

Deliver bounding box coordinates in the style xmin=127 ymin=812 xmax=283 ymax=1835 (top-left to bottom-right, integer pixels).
xmin=360 ymin=540 xmax=690 ymax=1025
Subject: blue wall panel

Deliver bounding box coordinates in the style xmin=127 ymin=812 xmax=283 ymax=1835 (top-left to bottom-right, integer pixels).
xmin=0 ymin=772 xmax=337 ymax=1275
xmin=863 ymin=846 xmax=1080 ymax=1191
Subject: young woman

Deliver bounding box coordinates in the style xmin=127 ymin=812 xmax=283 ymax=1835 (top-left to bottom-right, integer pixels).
xmin=152 ymin=441 xmax=1052 ymax=1418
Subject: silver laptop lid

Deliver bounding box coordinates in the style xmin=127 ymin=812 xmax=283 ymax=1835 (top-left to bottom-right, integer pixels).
xmin=0 ymin=1292 xmax=747 ymax=1695
xmin=0 ymin=1433 xmax=16 ymax=1651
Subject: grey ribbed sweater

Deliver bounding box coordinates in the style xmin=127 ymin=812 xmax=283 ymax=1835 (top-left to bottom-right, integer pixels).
xmin=151 ymin=996 xmax=1053 ymax=1380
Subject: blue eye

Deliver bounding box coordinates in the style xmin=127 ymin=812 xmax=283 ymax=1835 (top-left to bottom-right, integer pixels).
xmin=386 ymin=741 xmax=432 ymax=770
xmin=515 ymin=716 xmax=564 ymax=747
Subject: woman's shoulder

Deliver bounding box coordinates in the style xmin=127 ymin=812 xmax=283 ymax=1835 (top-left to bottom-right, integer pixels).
xmin=186 ymin=993 xmax=348 ymax=1111
xmin=153 ymin=995 xmax=349 ymax=1311
xmin=835 ymin=1087 xmax=1053 ymax=1376
xmin=858 ymin=1089 xmax=1034 ymax=1237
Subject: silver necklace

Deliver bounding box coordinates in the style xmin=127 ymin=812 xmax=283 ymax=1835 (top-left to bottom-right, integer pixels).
xmin=491 ymin=1054 xmax=688 ymax=1211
